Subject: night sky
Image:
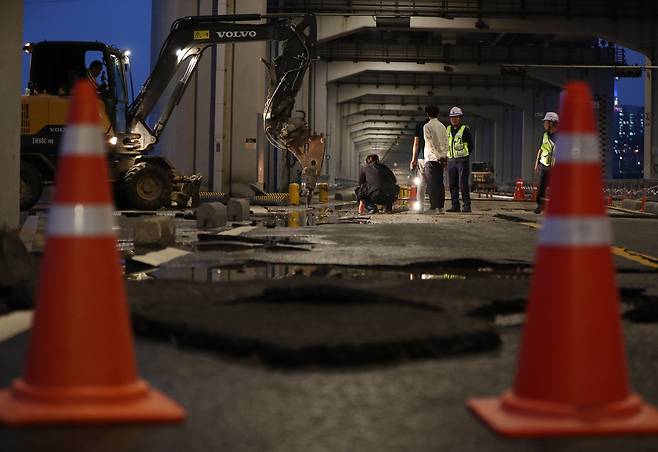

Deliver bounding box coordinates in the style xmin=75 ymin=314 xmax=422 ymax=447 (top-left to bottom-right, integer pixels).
xmin=617 ymin=48 xmax=645 ymax=107
xmin=23 ymin=0 xmax=152 ymax=92
xmin=23 ymin=1 xmax=645 ymax=107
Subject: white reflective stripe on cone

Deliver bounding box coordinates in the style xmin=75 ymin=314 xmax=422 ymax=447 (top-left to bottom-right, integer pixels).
xmin=60 ymin=125 xmax=106 ymax=156
xmin=539 ymin=217 xmax=612 ymax=246
xmin=554 ymin=133 xmax=600 ymax=163
xmin=47 ymin=204 xmax=116 ymax=236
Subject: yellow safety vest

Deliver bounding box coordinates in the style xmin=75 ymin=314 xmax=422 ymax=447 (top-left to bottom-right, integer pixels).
xmin=448 ymin=125 xmax=470 ymax=158
xmin=539 ymin=132 xmax=555 ymax=166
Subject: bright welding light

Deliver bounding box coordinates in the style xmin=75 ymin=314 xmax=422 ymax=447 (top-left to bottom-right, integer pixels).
xmin=109 ymin=136 xmax=118 ymax=146
xmin=413 ymin=177 xmax=421 ymax=186
xmin=413 ymin=202 xmax=422 ymax=211
xmin=123 ymin=49 xmax=131 ymax=57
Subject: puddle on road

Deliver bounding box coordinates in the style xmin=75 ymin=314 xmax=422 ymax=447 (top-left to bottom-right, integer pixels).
xmin=127 ymin=263 xmax=531 ymax=282
xmin=259 ymin=208 xmax=371 ymax=228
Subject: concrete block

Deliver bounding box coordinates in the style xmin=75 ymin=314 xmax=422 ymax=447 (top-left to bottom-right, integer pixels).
xmin=196 ymin=202 xmax=227 ymax=228
xmin=134 ymin=216 xmax=176 ymax=247
xmin=227 ymin=198 xmax=250 ymax=221
xmin=621 ymin=199 xmax=642 ymax=210
xmin=644 ymin=201 xmax=658 ymax=215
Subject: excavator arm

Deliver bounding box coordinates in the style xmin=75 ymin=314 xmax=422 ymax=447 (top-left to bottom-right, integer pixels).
xmin=126 ymin=14 xmax=324 ymax=203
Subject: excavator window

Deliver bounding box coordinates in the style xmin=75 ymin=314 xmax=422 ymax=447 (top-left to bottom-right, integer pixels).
xmin=27 ymin=43 xmax=110 ymax=97
xmin=84 ymin=50 xmax=110 ymax=96
xmin=108 ymin=53 xmax=128 ymax=133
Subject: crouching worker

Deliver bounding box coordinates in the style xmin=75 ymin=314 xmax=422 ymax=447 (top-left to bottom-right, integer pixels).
xmin=356 ymin=154 xmax=399 ymax=214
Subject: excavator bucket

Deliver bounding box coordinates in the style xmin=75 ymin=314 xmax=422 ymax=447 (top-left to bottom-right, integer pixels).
xmin=295 ymin=134 xmax=326 ymax=172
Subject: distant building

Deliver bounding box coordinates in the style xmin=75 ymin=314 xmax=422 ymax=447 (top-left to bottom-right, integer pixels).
xmin=613 ymin=92 xmax=644 ymax=179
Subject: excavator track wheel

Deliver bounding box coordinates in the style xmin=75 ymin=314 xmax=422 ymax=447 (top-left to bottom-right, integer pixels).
xmin=122 ymin=162 xmax=173 ymax=210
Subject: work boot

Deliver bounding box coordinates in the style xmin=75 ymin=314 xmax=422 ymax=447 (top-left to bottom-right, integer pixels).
xmin=461 ymin=206 xmax=472 ymax=213
xmin=533 ymin=204 xmax=543 ymax=214
xmin=435 ymin=208 xmax=445 ymax=215
xmin=446 ymin=206 xmax=460 ymax=213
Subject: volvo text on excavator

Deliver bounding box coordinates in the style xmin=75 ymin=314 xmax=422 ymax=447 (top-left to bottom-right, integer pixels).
xmin=20 ymin=14 xmax=325 ymax=210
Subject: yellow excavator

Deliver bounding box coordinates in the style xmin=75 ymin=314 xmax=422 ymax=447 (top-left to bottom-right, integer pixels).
xmin=20 ymin=14 xmax=325 ymax=210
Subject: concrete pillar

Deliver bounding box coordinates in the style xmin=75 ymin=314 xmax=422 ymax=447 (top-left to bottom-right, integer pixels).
xmin=223 ymin=0 xmax=267 ymax=196
xmin=326 ymin=83 xmax=338 ymax=184
xmin=590 ymin=70 xmax=615 ymax=179
xmin=646 ymin=55 xmax=657 ymax=179
xmin=212 ymin=1 xmax=227 ymax=191
xmin=151 ymin=0 xmax=215 ymax=189
xmin=338 ymin=103 xmax=353 ymax=183
xmin=473 ymin=118 xmax=483 ymax=163
xmin=480 ymin=119 xmax=496 ymax=164
xmin=503 ymin=107 xmax=524 ymax=184
xmin=521 ymin=103 xmax=537 ymax=183
xmin=493 ymin=113 xmax=505 ymax=183
xmin=0 ymin=2 xmax=22 ymax=228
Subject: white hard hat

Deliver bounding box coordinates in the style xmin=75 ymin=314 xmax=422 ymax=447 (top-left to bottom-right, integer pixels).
xmin=449 ymin=106 xmax=463 ymax=117
xmin=542 ymin=111 xmax=559 ymax=122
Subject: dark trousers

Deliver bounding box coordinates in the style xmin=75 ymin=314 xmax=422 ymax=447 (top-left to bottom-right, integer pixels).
xmin=424 ymin=160 xmax=445 ymax=209
xmin=537 ymin=164 xmax=551 ymax=206
xmin=448 ymin=157 xmax=471 ymax=209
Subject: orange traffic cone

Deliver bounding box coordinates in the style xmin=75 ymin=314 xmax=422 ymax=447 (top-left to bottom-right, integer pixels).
xmin=467 ymin=82 xmax=658 ymax=436
xmin=0 ymin=80 xmax=185 ymax=425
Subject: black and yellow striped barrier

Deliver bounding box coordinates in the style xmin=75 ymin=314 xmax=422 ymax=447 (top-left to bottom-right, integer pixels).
xmin=251 ymin=192 xmax=290 ymax=206
xmin=198 ymin=191 xmax=227 ymax=203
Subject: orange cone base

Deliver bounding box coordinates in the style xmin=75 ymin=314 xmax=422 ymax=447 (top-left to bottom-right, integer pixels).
xmin=0 ymin=378 xmax=185 ymax=426
xmin=468 ymin=391 xmax=658 ymax=437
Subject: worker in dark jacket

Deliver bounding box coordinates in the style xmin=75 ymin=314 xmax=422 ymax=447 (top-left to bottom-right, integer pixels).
xmin=356 ymin=154 xmax=399 ymax=214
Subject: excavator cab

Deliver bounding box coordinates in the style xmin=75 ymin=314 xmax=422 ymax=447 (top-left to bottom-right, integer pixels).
xmin=22 ymin=41 xmax=127 ymax=141
xmin=21 ymin=42 xmax=128 ymax=209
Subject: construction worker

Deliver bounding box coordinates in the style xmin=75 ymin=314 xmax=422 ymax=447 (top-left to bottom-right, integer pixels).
xmin=87 ymin=60 xmax=103 ymax=87
xmin=410 ymin=115 xmax=429 ymax=211
xmin=446 ymin=107 xmax=473 ymax=213
xmin=356 ymin=154 xmax=398 ymax=214
xmin=422 ymin=105 xmax=449 ymax=213
xmin=86 ymin=60 xmax=109 ymax=96
xmin=534 ymin=111 xmax=559 ymax=214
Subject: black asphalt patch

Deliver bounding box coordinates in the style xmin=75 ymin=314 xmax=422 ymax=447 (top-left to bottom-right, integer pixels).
xmin=129 ymin=280 xmax=501 ymax=368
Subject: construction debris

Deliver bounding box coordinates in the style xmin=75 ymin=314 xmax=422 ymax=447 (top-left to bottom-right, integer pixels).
xmin=134 ymin=216 xmax=176 ymax=247
xmin=227 ymin=199 xmax=251 ymax=221
xmin=196 ymin=202 xmax=227 ymax=229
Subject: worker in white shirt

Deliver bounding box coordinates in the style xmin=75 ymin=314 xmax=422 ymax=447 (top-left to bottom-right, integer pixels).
xmin=422 ymin=105 xmax=449 ymax=214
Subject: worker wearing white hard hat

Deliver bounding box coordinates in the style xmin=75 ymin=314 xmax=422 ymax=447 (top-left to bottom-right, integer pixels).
xmin=542 ymin=111 xmax=559 ymax=122
xmin=533 ymin=111 xmax=559 ymax=214
xmin=449 ymin=106 xmax=464 ymax=117
xmin=446 ymin=106 xmax=473 ymax=213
